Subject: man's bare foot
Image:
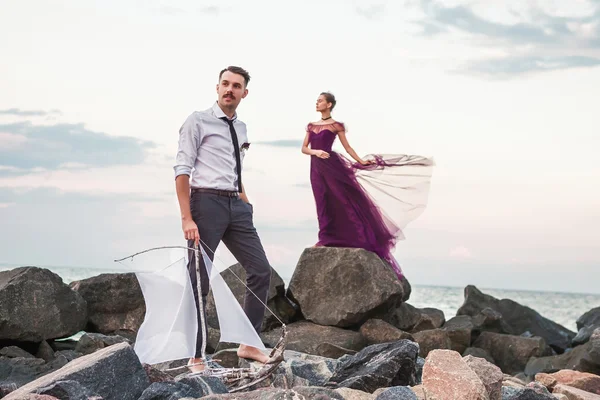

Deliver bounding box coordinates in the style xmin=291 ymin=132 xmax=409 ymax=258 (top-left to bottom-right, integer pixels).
xmin=187 ymin=357 xmax=205 ymax=373
xmin=237 ymin=344 xmax=270 ymax=363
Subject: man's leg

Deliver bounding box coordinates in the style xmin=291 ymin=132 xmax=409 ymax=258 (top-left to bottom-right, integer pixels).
xmin=187 ymin=192 xmax=229 ymax=369
xmin=222 ymin=198 xmax=271 ymax=362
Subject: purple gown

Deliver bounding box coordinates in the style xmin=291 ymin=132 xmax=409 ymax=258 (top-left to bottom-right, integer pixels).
xmin=307 ymin=121 xmax=434 ymax=280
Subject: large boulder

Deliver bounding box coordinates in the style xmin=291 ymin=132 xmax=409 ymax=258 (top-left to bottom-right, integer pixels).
xmin=473 ymin=332 xmax=552 ymax=375
xmin=420 ymin=349 xmax=489 ymax=400
xmin=380 ymin=302 xmax=423 ymax=332
xmin=326 ymin=340 xmax=420 ymax=393
xmin=525 ymin=328 xmax=600 ymax=377
xmin=443 ymin=315 xmax=475 ymax=354
xmin=360 ymin=319 xmax=414 ymax=345
xmin=535 ymin=370 xmax=600 ymax=394
xmin=4 ymin=342 xmax=150 ymax=400
xmin=0 ymin=267 xmax=87 ymax=342
xmin=457 ymin=285 xmax=575 ymax=353
xmin=412 ymin=329 xmax=453 ymax=358
xmin=463 ymin=355 xmax=503 ymax=400
xmin=287 ymin=247 xmax=406 ymax=328
xmin=70 ymin=273 xmax=145 ymax=335
xmin=260 ymin=321 xmax=367 ymax=356
xmin=205 ymin=263 xmax=297 ymax=332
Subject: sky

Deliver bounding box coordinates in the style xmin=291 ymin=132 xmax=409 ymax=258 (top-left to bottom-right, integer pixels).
xmin=1 ymin=0 xmax=599 ymax=294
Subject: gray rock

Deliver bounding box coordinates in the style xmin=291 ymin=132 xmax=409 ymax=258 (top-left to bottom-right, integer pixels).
xmin=412 ymin=329 xmax=453 ymax=358
xmin=0 ymin=346 xmax=35 ymax=359
xmin=316 ymin=342 xmax=358 ymax=358
xmin=573 ymin=324 xmax=600 ymax=346
xmin=201 ymin=386 xmax=346 ymax=399
xmin=261 ymin=321 xmax=366 ymax=356
xmin=36 ymin=341 xmax=55 ymax=362
xmin=238 ymin=350 xmax=339 ymax=389
xmin=205 ymin=263 xmax=297 ymax=333
xmin=458 ymin=285 xmax=575 ymax=353
xmin=501 ymin=386 xmax=555 ymax=399
xmin=416 ymin=308 xmax=445 ymax=330
xmin=463 ymin=347 xmax=496 ymax=364
xmin=288 ymin=247 xmax=406 ymax=328
xmin=0 ymin=357 xmax=51 ymax=391
xmin=415 ymin=357 xmax=425 ymax=385
xmin=379 ymin=302 xmax=423 ymax=332
xmin=0 ymin=267 xmax=87 ymax=342
xmin=74 ymin=333 xmax=131 ymax=355
xmin=375 ymin=386 xmax=417 ymax=400
xmin=577 ymin=307 xmax=600 ymax=331
xmin=70 ymin=273 xmax=145 ymax=335
xmin=573 ymin=307 xmax=600 ymax=346
xmin=473 ymin=331 xmax=552 ymax=375
xmin=138 ymin=382 xmax=200 ymax=400
xmin=525 ymin=331 xmax=600 ymax=376
xmin=443 ymin=315 xmax=474 ymax=354
xmin=36 ymin=380 xmax=101 ymax=400
xmin=4 ymin=342 xmax=150 ymax=400
xmin=326 ymin=339 xmax=420 ymax=393
xmin=359 ymin=319 xmax=413 ymax=345
xmin=174 ymin=375 xmax=229 ymax=396
xmin=464 ymin=354 xmax=503 ymax=400
xmin=143 ymin=363 xmax=173 ymax=383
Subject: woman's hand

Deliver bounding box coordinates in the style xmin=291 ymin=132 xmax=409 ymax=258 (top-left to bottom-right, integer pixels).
xmin=313 ymin=150 xmax=330 ymax=159
xmin=359 ymin=159 xmax=374 ymax=165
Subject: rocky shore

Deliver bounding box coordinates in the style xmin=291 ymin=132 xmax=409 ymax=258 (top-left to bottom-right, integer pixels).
xmin=1 ymin=247 xmax=599 ymax=399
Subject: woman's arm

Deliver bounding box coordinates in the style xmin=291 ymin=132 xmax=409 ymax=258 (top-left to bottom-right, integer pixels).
xmin=302 ymin=131 xmax=329 ymax=159
xmin=301 ymin=131 xmax=314 ymax=155
xmin=337 ymin=131 xmax=370 ymax=165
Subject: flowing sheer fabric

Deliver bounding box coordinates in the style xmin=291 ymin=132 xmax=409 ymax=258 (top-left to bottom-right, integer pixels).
xmin=307 ymin=122 xmax=434 ymax=279
xmin=116 ymin=246 xmax=265 ymax=365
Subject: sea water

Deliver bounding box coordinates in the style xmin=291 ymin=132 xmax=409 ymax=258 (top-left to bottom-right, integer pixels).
xmin=2 ymin=264 xmax=598 ymax=332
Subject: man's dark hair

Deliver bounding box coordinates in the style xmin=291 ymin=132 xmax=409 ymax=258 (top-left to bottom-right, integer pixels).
xmin=219 ymin=66 xmax=251 ymax=87
xmin=320 ymin=91 xmax=336 ymax=111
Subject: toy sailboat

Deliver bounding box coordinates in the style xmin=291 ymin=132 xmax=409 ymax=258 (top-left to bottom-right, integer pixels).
xmin=114 ymin=243 xmax=287 ymax=392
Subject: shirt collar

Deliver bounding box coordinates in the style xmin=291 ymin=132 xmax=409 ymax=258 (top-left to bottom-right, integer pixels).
xmin=212 ymin=101 xmax=237 ymax=121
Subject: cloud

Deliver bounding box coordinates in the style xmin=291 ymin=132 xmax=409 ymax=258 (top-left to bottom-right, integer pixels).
xmin=0 ymin=187 xmax=178 ymax=269
xmin=415 ymin=0 xmax=600 ymax=76
xmin=356 ymin=4 xmax=387 ymax=20
xmin=199 ymin=6 xmax=220 ymax=15
xmin=0 ymin=120 xmax=156 ymax=173
xmin=449 ymin=246 xmax=473 ymax=259
xmin=156 ymin=5 xmax=220 ymax=16
xmin=255 ymin=140 xmax=303 ymax=148
xmin=0 ymin=108 xmax=61 ymax=117
xmin=463 ymin=55 xmax=600 ymax=77
xmin=157 ymin=5 xmax=184 ymax=16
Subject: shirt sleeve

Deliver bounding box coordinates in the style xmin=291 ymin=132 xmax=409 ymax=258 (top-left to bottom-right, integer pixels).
xmin=173 ymin=113 xmax=201 ymax=178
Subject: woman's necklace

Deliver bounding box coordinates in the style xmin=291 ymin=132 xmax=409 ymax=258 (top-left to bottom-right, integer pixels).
xmin=321 ymin=116 xmax=332 ymax=121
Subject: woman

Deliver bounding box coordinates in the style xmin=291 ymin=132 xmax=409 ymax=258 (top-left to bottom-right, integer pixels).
xmin=301 ymin=92 xmax=434 ymax=280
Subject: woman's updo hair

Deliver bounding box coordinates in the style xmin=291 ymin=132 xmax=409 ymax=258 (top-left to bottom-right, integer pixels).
xmin=320 ymin=91 xmax=336 ymax=111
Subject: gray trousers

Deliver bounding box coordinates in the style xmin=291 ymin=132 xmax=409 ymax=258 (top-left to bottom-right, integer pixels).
xmin=187 ymin=191 xmax=271 ymax=357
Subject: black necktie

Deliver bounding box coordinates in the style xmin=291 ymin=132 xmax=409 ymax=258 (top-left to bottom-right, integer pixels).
xmin=220 ymin=117 xmax=242 ymax=193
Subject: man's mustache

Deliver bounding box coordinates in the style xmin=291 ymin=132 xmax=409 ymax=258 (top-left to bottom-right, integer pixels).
xmin=223 ymin=93 xmax=236 ymax=100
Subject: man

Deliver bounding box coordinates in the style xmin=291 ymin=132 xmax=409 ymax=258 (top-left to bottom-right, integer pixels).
xmin=173 ymin=66 xmax=271 ymax=371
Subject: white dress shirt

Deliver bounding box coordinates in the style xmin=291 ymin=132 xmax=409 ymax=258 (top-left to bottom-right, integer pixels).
xmin=174 ymin=102 xmax=248 ymax=191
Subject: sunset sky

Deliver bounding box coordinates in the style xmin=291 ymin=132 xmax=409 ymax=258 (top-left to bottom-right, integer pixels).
xmin=1 ymin=0 xmax=599 ymax=293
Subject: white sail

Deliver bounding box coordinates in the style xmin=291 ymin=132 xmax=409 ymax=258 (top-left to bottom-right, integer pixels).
xmin=201 ymin=249 xmax=266 ymax=350
xmin=116 ymin=245 xmax=265 ymax=365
